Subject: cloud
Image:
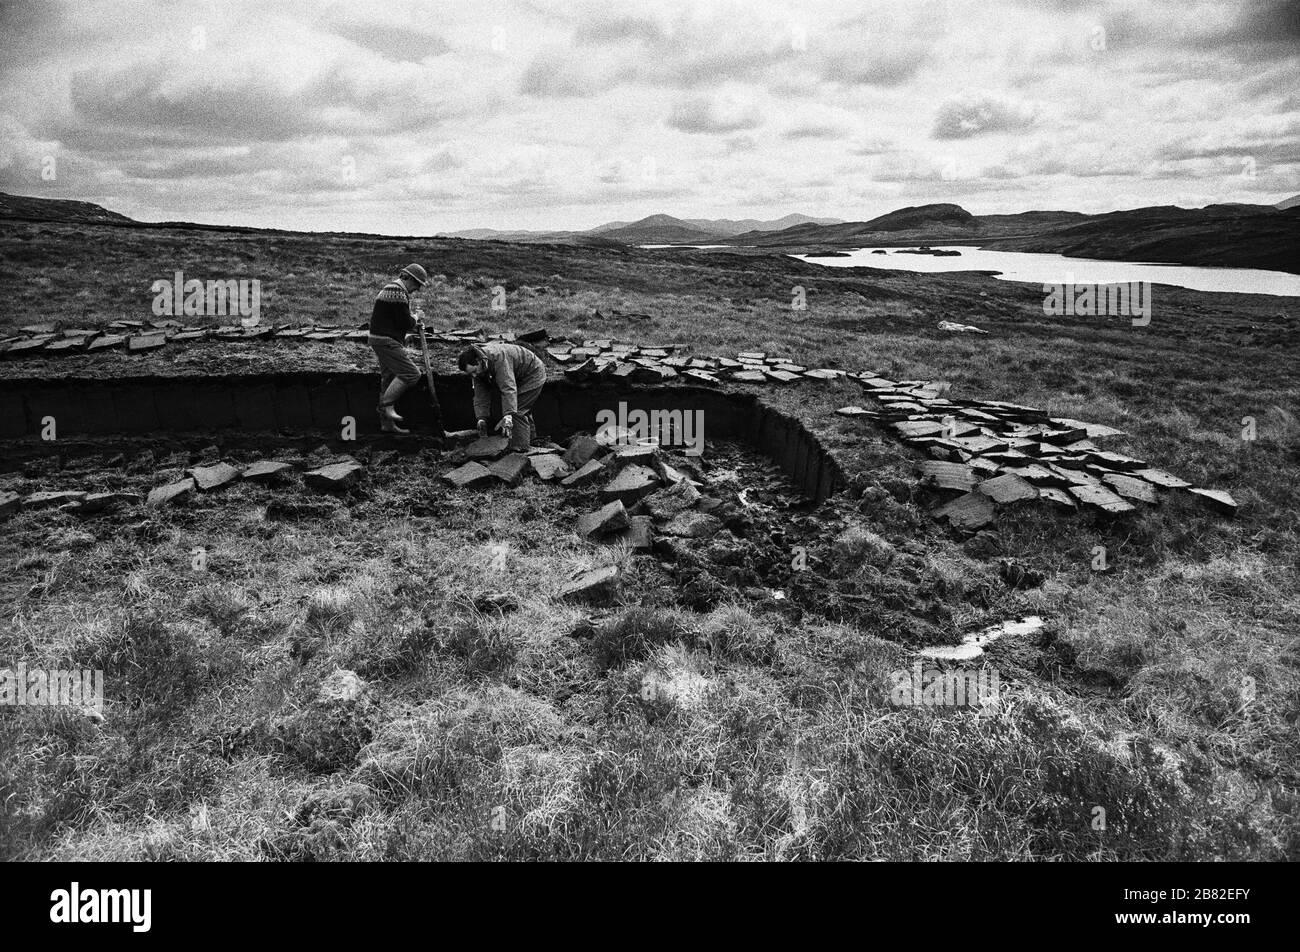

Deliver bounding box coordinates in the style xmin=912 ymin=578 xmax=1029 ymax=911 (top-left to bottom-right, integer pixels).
xmin=815 ymin=42 xmax=929 ymax=87
xmin=0 ymin=114 xmax=61 ymax=191
xmin=933 ymin=94 xmax=1039 ymax=139
xmin=782 ymin=123 xmax=843 ymax=140
xmin=1155 ymin=116 xmax=1300 ymax=168
xmin=798 ymin=6 xmax=936 ymax=87
xmin=63 ymin=51 xmax=453 ymax=146
xmin=1 ymin=0 xmax=1294 ymax=231
xmin=779 ymin=106 xmax=861 ymax=141
xmin=851 ymin=137 xmax=897 ymax=156
xmin=872 ymin=151 xmax=966 ymax=184
xmin=667 ymin=93 xmax=762 ymax=134
xmin=1090 ymin=0 xmax=1300 ymax=64
xmin=574 ymin=14 xmax=666 ymax=46
xmin=518 ymin=50 xmax=607 ymax=98
xmin=1186 ymin=0 xmax=1300 ymax=60
xmin=330 ymin=21 xmax=450 ymax=64
xmin=551 ymin=6 xmax=803 ymax=90
xmin=0 ymin=0 xmax=63 ymax=59
xmin=117 ymin=151 xmax=262 ymax=181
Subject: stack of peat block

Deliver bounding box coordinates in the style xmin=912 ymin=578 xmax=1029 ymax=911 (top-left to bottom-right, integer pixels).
xmin=555 ymin=342 xmax=848 ymax=387
xmin=836 ymin=376 xmax=1238 ymax=529
xmin=2 ymin=321 xmax=847 ymax=392
xmin=0 ymin=320 xmax=503 ymax=358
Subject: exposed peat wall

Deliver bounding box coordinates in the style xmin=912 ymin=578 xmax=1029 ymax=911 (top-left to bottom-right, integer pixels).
xmin=0 ymin=375 xmax=843 ymax=502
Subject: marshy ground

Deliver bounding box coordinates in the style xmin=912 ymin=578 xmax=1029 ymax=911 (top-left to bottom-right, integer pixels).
xmin=1 ymin=220 xmax=1297 ymax=860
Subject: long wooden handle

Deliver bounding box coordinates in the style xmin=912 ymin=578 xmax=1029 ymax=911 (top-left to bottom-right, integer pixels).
xmin=415 ymin=322 xmax=443 ymax=434
xmin=417 ymin=323 xmax=435 ymax=397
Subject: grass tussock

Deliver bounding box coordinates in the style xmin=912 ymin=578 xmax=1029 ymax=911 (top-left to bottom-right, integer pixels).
xmin=2 ymin=220 xmax=1298 ymax=860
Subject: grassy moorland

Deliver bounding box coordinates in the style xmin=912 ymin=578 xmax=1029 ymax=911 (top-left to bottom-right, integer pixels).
xmin=0 ymin=218 xmax=1297 ymax=860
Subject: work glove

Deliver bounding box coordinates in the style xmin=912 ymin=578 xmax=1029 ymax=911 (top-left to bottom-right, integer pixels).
xmin=496 ymin=416 xmax=514 ymax=439
xmin=477 ymin=418 xmax=489 ymax=437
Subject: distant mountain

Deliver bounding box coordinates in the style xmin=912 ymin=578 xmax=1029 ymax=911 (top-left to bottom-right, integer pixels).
xmin=863 ymin=203 xmax=975 ymax=231
xmin=0 ymin=192 xmax=136 ymax=225
xmin=732 ymin=203 xmax=985 ymax=246
xmin=955 ymin=210 xmax=1090 ymax=231
xmin=445 ymin=227 xmax=575 ymax=241
xmin=449 ymin=228 xmax=535 ymax=240
xmin=592 ymin=214 xmax=724 ymax=244
xmin=441 ymin=212 xmax=843 ymax=242
xmin=680 ymin=213 xmax=843 ymax=235
xmin=9 ymin=189 xmax=1293 ymax=273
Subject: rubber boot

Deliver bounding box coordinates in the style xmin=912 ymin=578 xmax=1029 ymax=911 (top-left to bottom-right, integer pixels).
xmin=379 ymin=376 xmax=413 ymax=418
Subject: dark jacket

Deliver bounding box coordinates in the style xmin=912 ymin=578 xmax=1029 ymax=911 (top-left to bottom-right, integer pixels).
xmin=369 ymin=281 xmax=414 ymax=342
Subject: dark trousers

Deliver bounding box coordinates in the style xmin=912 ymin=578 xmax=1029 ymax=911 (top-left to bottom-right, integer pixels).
xmin=498 ymin=384 xmax=543 ymax=451
xmin=370 ymin=334 xmax=421 ymax=405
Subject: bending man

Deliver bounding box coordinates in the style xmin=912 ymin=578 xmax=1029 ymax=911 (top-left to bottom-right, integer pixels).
xmin=369 ymin=263 xmax=428 ymax=434
xmin=458 ymin=341 xmax=546 ymax=453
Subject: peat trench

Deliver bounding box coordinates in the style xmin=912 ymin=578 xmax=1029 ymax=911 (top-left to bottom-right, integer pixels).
xmin=1 ymin=372 xmax=891 ymax=631
xmin=1 ymin=373 xmax=1143 ymax=691
xmin=0 ymin=374 xmax=842 ymax=503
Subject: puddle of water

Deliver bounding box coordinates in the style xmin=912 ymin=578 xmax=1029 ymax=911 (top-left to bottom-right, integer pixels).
xmin=919 ymin=615 xmax=1045 ymax=661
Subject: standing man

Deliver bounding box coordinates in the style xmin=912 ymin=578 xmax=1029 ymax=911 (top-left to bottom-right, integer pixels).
xmin=369 ymin=263 xmax=428 ymax=434
xmin=457 ymin=341 xmax=546 ymax=453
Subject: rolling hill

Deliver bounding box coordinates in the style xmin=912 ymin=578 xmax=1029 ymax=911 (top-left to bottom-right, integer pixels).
xmin=993 ymin=204 xmax=1300 ymax=273
xmin=591 ymin=214 xmax=727 ymax=244
xmin=679 ymin=212 xmax=844 ymax=235
xmin=727 ymin=201 xmax=1299 ymax=273
xmin=731 ymin=203 xmax=983 ymax=246
xmin=442 ymin=212 xmax=843 ymax=242
xmin=0 ymin=192 xmax=137 ymax=226
xmin=5 ymin=190 xmax=1295 ymax=272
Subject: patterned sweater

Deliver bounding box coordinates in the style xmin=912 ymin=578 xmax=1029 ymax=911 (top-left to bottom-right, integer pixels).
xmin=369 ymin=281 xmax=414 ymax=342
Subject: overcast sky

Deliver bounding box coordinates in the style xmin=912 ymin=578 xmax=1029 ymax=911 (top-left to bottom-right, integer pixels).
xmin=1 ymin=0 xmax=1296 ymax=233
